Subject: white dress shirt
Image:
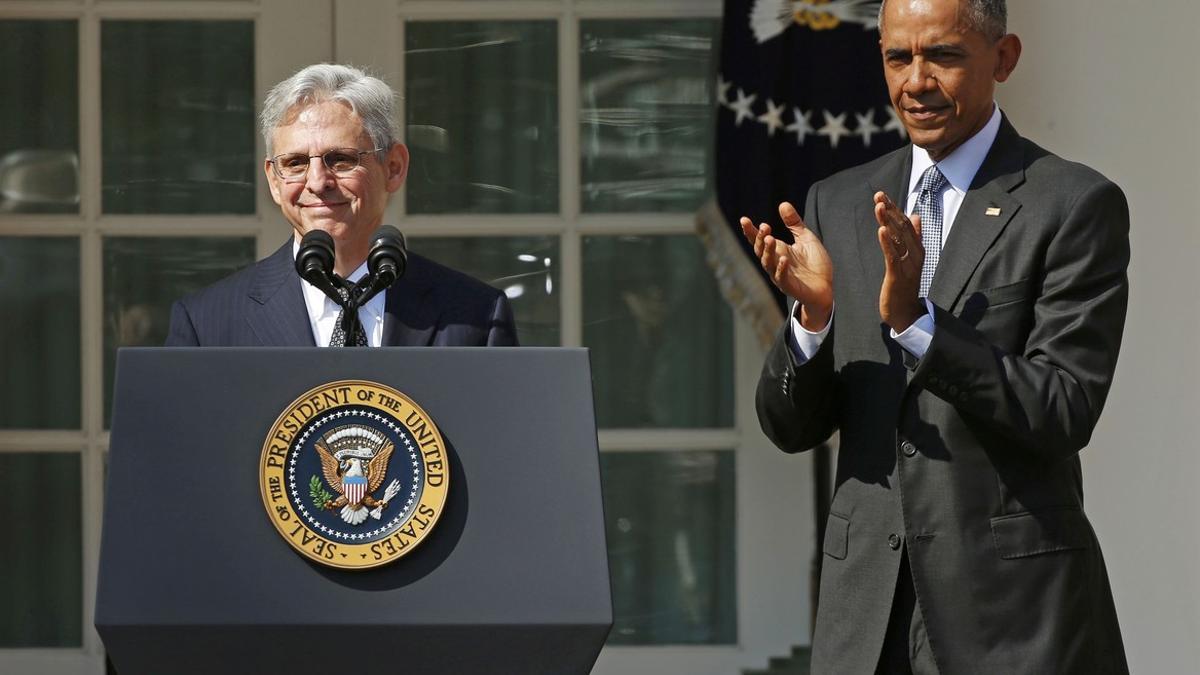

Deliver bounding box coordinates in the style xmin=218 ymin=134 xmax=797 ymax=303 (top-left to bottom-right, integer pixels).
xmin=788 ymin=104 xmax=1003 ymax=363
xmin=294 ymin=241 xmax=387 ymax=347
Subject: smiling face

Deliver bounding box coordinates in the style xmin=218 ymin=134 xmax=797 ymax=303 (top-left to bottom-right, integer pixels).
xmin=264 ymin=100 xmax=408 ymax=272
xmin=880 ymin=0 xmax=1020 ymax=161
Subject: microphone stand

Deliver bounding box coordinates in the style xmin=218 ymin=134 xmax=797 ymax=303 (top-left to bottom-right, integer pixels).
xmin=296 ymin=227 xmax=407 ymax=347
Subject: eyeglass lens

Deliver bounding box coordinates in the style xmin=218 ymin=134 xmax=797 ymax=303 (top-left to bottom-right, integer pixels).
xmin=272 ymin=149 xmax=368 ymax=179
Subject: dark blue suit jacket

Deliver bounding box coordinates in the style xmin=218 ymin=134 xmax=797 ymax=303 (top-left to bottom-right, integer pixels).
xmin=166 ymin=241 xmax=518 ymax=347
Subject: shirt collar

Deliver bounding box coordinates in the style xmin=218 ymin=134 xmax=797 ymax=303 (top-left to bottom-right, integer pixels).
xmin=292 ymin=239 xmax=387 ymax=322
xmin=909 ymin=104 xmax=1002 ymax=196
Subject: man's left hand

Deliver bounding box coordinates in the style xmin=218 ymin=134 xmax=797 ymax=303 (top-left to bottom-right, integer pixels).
xmin=874 ymin=191 xmax=926 ymax=332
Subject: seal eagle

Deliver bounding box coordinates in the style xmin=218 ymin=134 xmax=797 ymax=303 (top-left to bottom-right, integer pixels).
xmin=314 ymin=425 xmax=396 ymax=525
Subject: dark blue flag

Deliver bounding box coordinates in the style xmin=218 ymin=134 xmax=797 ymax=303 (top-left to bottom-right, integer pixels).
xmin=698 ymin=0 xmax=905 ymax=346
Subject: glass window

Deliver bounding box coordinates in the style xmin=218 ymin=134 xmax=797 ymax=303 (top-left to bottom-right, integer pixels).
xmin=102 ymin=236 xmax=256 ymax=425
xmin=602 ymin=450 xmax=736 ymax=645
xmin=0 ymin=20 xmax=79 ymax=214
xmin=0 ymin=237 xmax=81 ymax=429
xmin=0 ymin=453 xmax=82 ymax=647
xmin=405 ymin=21 xmax=559 ymax=214
xmin=101 ymin=20 xmax=256 ymax=214
xmin=584 ymin=235 xmax=733 ymax=428
xmin=409 ymin=236 xmax=560 ymax=346
xmin=580 ymin=20 xmax=717 ymax=213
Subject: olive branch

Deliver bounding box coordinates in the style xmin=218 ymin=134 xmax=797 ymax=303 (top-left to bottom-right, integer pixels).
xmin=309 ymin=475 xmax=334 ymax=509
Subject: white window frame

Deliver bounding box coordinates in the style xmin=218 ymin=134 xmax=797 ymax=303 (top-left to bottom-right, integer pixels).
xmin=0 ymin=1 xmax=817 ymax=672
xmin=337 ymin=2 xmax=816 ymax=674
xmin=0 ymin=2 xmax=332 ymax=673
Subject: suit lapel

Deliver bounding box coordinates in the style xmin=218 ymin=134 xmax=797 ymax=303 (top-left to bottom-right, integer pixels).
xmin=928 ymin=117 xmax=1026 ymax=311
xmin=382 ymin=254 xmax=438 ymax=346
xmin=246 ymin=241 xmax=316 ymax=347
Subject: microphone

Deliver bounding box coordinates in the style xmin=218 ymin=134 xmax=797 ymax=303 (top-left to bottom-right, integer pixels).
xmin=353 ymin=225 xmax=408 ymax=305
xmin=294 ymin=230 xmax=344 ymax=304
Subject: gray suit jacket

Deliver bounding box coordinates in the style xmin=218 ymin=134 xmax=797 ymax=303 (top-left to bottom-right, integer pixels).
xmin=757 ymin=118 xmax=1129 ymax=674
xmin=166 ymin=240 xmax=518 ymax=347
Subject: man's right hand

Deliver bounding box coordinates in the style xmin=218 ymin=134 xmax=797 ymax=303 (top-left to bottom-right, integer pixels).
xmin=739 ymin=202 xmax=834 ymax=331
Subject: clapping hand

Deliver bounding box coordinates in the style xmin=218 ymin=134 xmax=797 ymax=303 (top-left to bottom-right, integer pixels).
xmin=874 ymin=191 xmax=926 ymax=332
xmin=739 ymin=202 xmax=834 ymax=332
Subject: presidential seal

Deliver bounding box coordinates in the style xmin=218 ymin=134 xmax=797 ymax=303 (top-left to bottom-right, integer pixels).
xmin=260 ymin=380 xmax=449 ymax=570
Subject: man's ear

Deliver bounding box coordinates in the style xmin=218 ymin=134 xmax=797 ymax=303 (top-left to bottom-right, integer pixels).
xmin=994 ymin=33 xmax=1022 ymax=83
xmin=264 ymin=158 xmax=283 ymax=205
xmin=385 ymin=143 xmax=409 ymax=193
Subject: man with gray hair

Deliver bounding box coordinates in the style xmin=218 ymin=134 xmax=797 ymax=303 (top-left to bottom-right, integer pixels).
xmin=742 ymin=0 xmax=1129 ymax=672
xmin=167 ymin=63 xmax=517 ymax=347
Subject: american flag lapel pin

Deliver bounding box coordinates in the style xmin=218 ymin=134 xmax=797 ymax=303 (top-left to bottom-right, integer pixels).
xmin=985 ymin=207 xmax=1002 ymax=216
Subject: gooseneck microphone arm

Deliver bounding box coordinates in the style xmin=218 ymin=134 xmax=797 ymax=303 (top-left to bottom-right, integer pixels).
xmin=294 ymin=227 xmax=409 ymax=345
xmin=352 ymin=225 xmax=408 ymax=306
xmin=295 ymin=230 xmax=362 ymax=345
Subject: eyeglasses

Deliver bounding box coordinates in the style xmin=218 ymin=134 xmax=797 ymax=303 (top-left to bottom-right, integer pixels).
xmin=268 ymin=147 xmax=384 ymax=182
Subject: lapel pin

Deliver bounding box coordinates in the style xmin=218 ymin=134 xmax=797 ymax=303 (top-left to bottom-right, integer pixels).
xmin=985 ymin=207 xmax=1002 ymax=217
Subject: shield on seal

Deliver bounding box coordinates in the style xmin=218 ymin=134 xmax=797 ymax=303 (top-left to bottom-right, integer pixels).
xmin=343 ymin=475 xmax=368 ymax=506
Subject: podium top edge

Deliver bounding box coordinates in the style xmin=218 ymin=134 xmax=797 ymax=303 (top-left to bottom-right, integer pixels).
xmin=118 ymin=346 xmax=589 ymax=354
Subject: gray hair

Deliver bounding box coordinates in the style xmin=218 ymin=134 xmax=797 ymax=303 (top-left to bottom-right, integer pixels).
xmin=260 ymin=63 xmax=400 ymax=157
xmin=878 ymin=0 xmax=1007 ymax=42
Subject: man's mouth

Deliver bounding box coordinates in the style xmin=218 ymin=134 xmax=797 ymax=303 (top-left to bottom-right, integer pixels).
xmin=300 ymin=200 xmax=349 ymax=208
xmin=904 ymin=104 xmax=951 ymax=122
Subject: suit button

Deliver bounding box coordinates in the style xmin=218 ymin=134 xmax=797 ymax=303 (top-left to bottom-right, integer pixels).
xmin=888 ymin=533 xmax=902 ymax=550
xmin=901 ymin=441 xmax=917 ymax=458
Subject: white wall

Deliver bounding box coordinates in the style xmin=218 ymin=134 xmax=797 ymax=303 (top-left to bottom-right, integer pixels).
xmin=1000 ymin=2 xmax=1200 ymax=672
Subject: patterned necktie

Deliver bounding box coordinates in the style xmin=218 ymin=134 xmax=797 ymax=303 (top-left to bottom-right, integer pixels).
xmin=328 ymin=286 xmax=368 ymax=347
xmin=915 ymin=165 xmax=948 ymax=298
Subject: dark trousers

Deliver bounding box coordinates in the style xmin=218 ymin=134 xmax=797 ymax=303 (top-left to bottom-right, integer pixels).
xmin=875 ymin=548 xmax=939 ymax=674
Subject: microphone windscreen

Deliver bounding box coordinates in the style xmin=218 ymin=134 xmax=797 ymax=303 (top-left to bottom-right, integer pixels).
xmin=367 ymin=225 xmax=407 ymax=279
xmin=295 ymin=229 xmax=335 ymax=278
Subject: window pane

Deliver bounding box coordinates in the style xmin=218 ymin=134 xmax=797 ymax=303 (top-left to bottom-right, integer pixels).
xmin=583 ymin=235 xmax=733 ymax=428
xmin=0 ymin=237 xmax=81 ymax=429
xmin=580 ymin=20 xmax=717 ymax=213
xmin=0 ymin=20 xmax=79 ymax=214
xmin=0 ymin=453 xmax=82 ymax=647
xmin=103 ymin=236 xmax=256 ymax=425
xmin=409 ymin=236 xmax=560 ymax=346
xmin=101 ymin=21 xmax=255 ymax=214
xmin=406 ymin=21 xmax=559 ymax=214
xmin=602 ymin=450 xmax=736 ymax=645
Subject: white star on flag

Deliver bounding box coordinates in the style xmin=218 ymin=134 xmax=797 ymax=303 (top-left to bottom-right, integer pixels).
xmin=785 ymin=108 xmax=814 ymax=146
xmin=818 ymin=110 xmax=851 ymax=148
xmin=758 ymin=99 xmax=786 ymax=136
xmin=731 ymin=88 xmax=757 ymax=127
xmin=855 ymin=110 xmax=881 ymax=147
xmin=883 ymin=106 xmax=908 ymax=139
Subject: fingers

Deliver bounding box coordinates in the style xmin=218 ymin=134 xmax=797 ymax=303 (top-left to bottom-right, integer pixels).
xmin=740 ymin=216 xmax=770 ymax=255
xmin=738 ymin=216 xmax=759 ymax=246
xmin=877 ymin=226 xmax=905 ymax=267
xmin=772 ymin=240 xmax=793 ymax=285
xmin=742 ymin=216 xmax=788 ymax=277
xmin=778 ymin=202 xmax=808 ymax=239
xmin=873 ymin=192 xmax=919 ymax=254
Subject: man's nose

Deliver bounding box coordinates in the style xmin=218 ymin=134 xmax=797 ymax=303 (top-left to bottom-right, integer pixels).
xmin=304 ymin=156 xmax=336 ymax=191
xmin=904 ymin=59 xmax=937 ymax=94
